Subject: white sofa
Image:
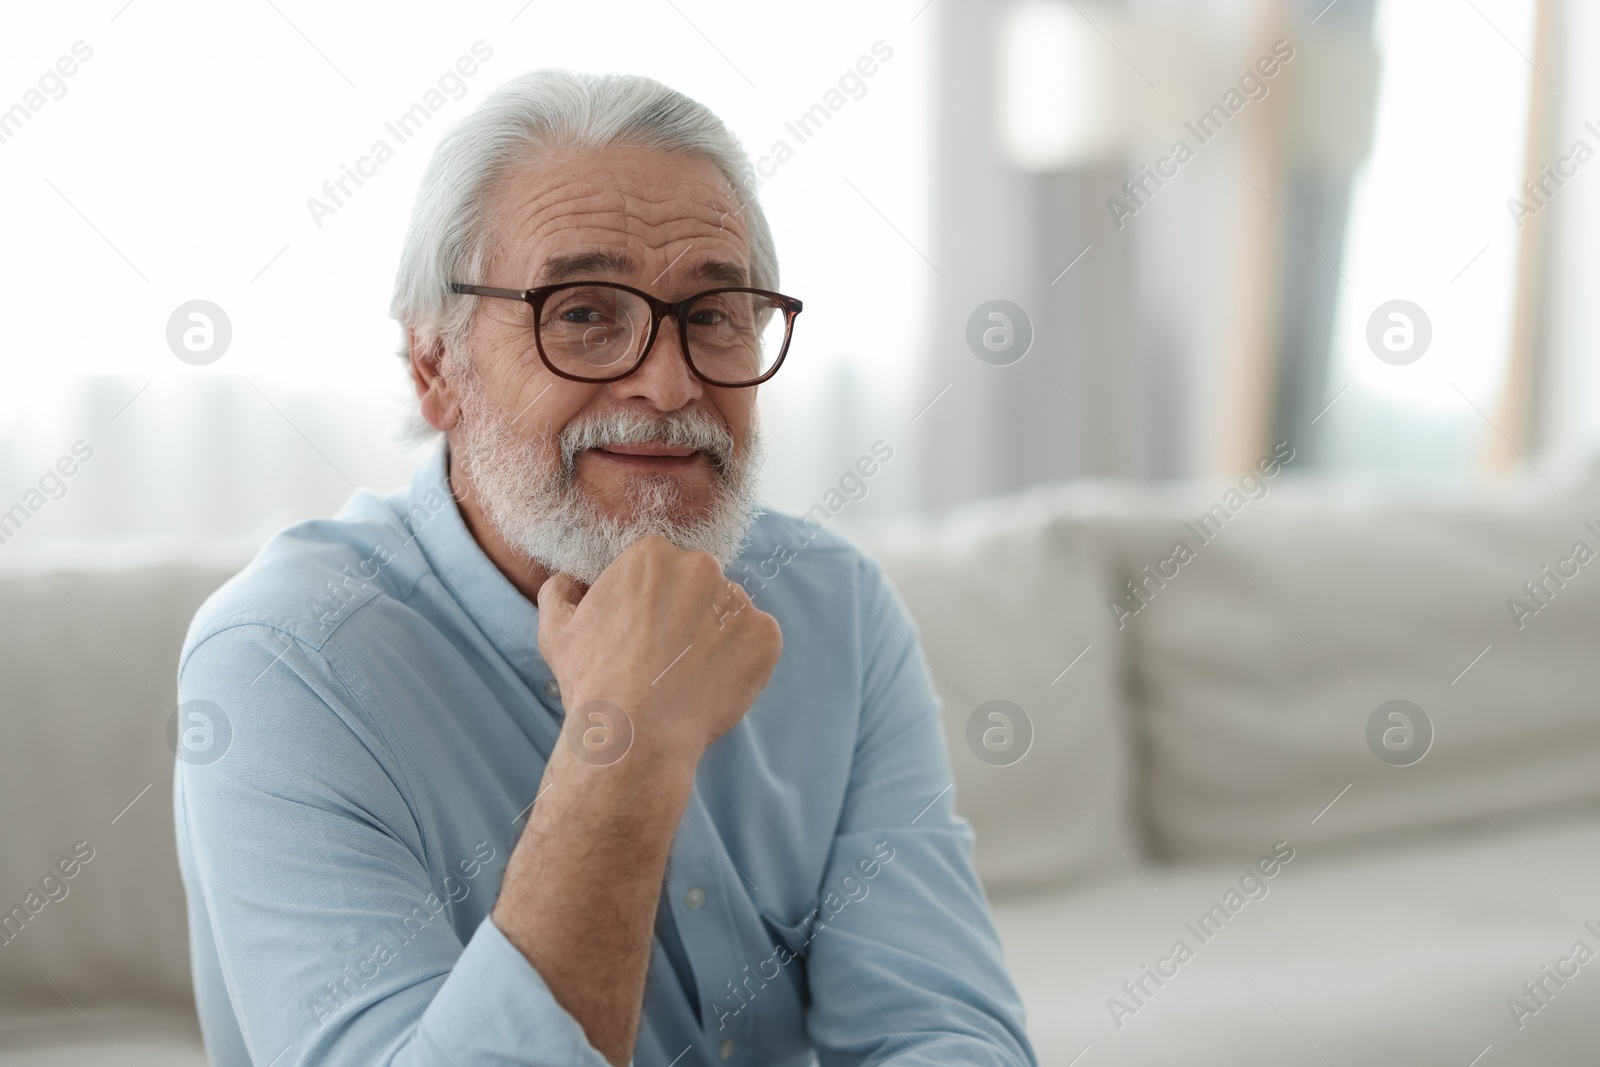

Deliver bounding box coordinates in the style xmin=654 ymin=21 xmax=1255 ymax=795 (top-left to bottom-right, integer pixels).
xmin=6 ymin=470 xmax=1600 ymax=1065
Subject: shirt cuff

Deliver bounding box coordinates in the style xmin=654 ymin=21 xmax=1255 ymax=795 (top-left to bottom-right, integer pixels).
xmin=415 ymin=914 xmax=612 ymax=1066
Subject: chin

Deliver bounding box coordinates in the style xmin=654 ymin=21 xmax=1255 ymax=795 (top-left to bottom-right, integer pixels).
xmin=456 ymin=403 xmax=765 ymax=585
xmin=581 ymin=474 xmax=714 ymax=525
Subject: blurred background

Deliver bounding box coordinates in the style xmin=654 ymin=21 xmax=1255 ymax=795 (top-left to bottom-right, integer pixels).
xmin=10 ymin=1 xmax=1600 ymax=1065
xmin=4 ymin=0 xmax=1597 ymax=548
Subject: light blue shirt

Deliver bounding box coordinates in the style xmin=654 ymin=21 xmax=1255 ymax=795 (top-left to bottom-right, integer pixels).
xmin=172 ymin=438 xmax=1036 ymax=1067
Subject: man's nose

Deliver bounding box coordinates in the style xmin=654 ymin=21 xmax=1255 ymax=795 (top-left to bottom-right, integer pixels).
xmin=612 ymin=318 xmax=704 ymax=410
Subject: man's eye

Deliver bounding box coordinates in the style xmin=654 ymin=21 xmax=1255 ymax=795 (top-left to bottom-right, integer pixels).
xmin=689 ymin=309 xmax=724 ymax=326
xmin=560 ymin=307 xmax=604 ymax=323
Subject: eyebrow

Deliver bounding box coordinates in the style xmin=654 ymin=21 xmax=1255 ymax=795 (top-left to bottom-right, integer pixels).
xmin=536 ymin=249 xmax=749 ymax=288
xmin=536 ymin=249 xmax=634 ymax=284
xmin=688 ymin=259 xmax=749 ymax=287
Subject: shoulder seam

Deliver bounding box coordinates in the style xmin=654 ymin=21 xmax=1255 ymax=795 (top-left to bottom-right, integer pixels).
xmin=177 ymin=618 xmax=430 ymax=870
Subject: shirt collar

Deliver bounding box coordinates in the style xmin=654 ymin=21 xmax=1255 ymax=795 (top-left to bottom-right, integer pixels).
xmin=407 ymin=435 xmax=559 ymax=701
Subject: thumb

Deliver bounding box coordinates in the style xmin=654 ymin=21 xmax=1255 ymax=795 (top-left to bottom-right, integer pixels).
xmin=535 ymin=571 xmax=586 ymax=645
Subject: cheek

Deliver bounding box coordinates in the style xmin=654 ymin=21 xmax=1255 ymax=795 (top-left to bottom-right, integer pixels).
xmin=709 ymin=389 xmax=757 ymax=445
xmin=518 ymin=379 xmax=592 ymax=439
xmin=475 ymin=338 xmax=537 ymax=390
xmin=470 ymin=308 xmax=542 ymax=381
xmin=478 ymin=352 xmax=590 ymax=436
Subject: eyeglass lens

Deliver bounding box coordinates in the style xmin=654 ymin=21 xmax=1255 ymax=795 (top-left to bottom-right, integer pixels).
xmin=538 ymin=285 xmax=786 ymax=384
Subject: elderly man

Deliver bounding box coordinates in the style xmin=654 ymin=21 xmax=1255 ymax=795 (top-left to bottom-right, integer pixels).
xmin=173 ymin=70 xmax=1036 ymax=1067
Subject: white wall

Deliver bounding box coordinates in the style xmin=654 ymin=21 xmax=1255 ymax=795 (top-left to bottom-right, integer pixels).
xmin=0 ymin=0 xmax=933 ymax=547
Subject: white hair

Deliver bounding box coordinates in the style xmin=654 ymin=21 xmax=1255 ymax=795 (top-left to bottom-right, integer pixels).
xmin=389 ymin=69 xmax=779 ymax=440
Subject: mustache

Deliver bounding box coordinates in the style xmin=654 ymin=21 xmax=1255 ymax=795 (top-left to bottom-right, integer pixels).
xmin=558 ymin=407 xmax=737 ymax=479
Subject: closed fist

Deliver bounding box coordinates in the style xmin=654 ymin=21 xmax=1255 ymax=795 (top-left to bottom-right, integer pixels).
xmin=536 ymin=536 xmax=783 ymax=765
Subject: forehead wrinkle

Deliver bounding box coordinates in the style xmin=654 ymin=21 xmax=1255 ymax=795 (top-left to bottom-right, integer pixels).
xmin=488 ymin=156 xmax=749 ymax=281
xmin=508 ymin=164 xmax=739 ymax=224
xmin=514 ymin=203 xmax=748 ymax=280
xmin=530 ymin=192 xmax=745 ymax=243
xmin=525 ymin=213 xmax=747 ymax=264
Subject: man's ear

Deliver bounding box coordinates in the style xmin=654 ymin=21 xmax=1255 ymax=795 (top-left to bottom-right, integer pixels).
xmin=410 ymin=329 xmax=462 ymax=432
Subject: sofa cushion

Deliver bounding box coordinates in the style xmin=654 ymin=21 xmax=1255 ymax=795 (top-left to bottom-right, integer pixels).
xmin=0 ymin=1007 xmax=204 ymax=1066
xmin=991 ymin=811 xmax=1600 ymax=1065
xmin=1095 ymin=476 xmax=1600 ymax=861
xmin=848 ymin=490 xmax=1141 ymax=892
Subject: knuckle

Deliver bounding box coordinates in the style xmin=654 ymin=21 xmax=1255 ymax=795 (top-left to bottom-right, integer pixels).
xmin=755 ymin=610 xmax=783 ymax=652
xmin=722 ymin=580 xmax=753 ymax=610
xmin=686 ymin=550 xmax=723 ymax=579
xmin=629 ymin=534 xmax=672 ymax=559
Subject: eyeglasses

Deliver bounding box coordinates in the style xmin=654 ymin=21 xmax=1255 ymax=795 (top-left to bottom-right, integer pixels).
xmin=450 ymin=280 xmax=803 ymax=388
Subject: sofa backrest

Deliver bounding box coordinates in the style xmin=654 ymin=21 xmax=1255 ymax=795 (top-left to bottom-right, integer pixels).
xmin=0 ymin=547 xmax=244 ymax=1015
xmin=986 ymin=473 xmax=1600 ymax=864
xmin=1 ymin=510 xmax=1139 ymax=1011
xmin=10 ymin=469 xmax=1600 ymax=1009
xmin=847 ymin=493 xmax=1142 ymax=894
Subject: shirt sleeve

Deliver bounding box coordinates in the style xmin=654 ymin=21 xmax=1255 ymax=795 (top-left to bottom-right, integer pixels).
xmin=797 ymin=555 xmax=1039 ymax=1067
xmin=173 ymin=622 xmax=612 ymax=1067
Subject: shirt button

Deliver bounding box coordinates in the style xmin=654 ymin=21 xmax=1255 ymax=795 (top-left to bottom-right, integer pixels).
xmin=684 ymin=886 xmax=706 ymax=910
xmin=719 ymin=1037 xmax=735 ymax=1060
xmin=545 ymin=679 xmax=560 ymax=697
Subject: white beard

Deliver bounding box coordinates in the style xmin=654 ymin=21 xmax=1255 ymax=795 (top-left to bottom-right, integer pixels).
xmin=450 ymin=362 xmax=765 ymax=586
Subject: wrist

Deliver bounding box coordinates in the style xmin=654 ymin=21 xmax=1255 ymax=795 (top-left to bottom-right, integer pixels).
xmin=558 ymin=691 xmax=707 ymax=777
xmin=550 ymin=710 xmax=700 ymax=797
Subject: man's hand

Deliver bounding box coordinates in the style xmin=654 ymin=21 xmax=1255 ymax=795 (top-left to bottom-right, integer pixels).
xmin=493 ymin=537 xmax=782 ymax=1065
xmin=536 ymin=535 xmax=783 ymax=764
